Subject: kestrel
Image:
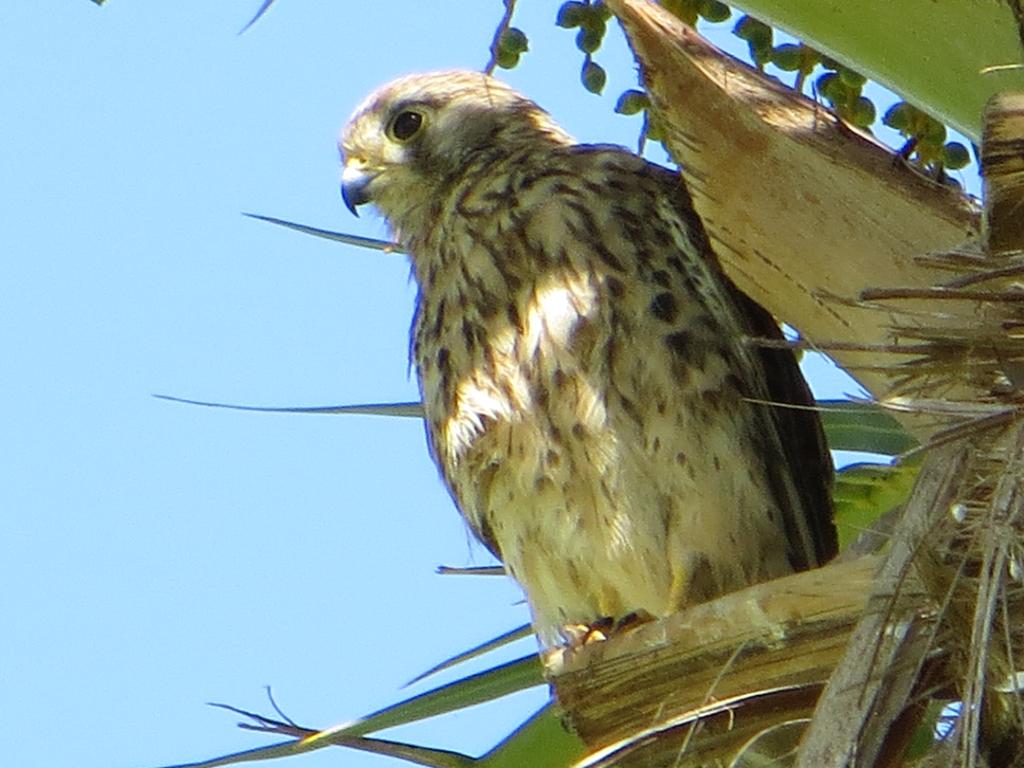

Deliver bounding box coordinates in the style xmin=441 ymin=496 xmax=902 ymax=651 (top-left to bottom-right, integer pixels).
xmin=339 ymin=71 xmax=836 ymax=646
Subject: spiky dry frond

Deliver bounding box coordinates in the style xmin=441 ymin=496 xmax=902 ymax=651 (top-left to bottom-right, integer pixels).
xmin=550 ymin=5 xmax=1024 ymax=766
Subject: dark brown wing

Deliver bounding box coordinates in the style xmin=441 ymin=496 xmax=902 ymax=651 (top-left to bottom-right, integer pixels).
xmin=729 ymin=287 xmax=838 ymax=567
xmin=653 ymin=160 xmax=837 ymax=568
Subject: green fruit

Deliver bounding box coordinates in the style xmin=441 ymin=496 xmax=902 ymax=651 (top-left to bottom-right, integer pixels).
xmin=850 ymin=96 xmax=877 ymax=127
xmin=816 ymin=71 xmax=846 ymax=103
xmin=942 ymin=142 xmax=970 ymax=169
xmin=582 ymin=60 xmax=607 ymax=94
xmin=496 ymin=49 xmax=520 ymax=69
xmin=662 ymin=0 xmax=699 ymax=25
xmin=576 ymin=26 xmax=603 ymax=54
xmin=837 ymin=66 xmax=867 ymax=89
xmin=615 ymin=89 xmax=649 ymax=115
xmin=700 ymin=0 xmax=730 ymax=23
xmin=556 ymin=1 xmax=586 ymax=28
xmin=500 ymin=27 xmax=528 ymax=55
xmin=921 ymin=117 xmax=947 ymax=144
xmin=883 ymin=102 xmax=913 ymax=131
xmin=771 ymin=43 xmax=804 ymax=72
xmin=734 ymin=15 xmax=772 ymax=47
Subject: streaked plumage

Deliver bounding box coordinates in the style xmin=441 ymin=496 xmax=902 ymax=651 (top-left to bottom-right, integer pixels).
xmin=339 ymin=71 xmax=836 ymax=646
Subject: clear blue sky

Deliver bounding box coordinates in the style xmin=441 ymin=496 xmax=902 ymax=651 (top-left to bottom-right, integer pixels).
xmin=1 ymin=4 xmax=979 ymax=768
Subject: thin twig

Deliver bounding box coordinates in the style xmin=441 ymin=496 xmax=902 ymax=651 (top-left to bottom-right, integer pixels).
xmin=942 ymin=260 xmax=1024 ymax=288
xmin=483 ymin=0 xmax=517 ymax=75
xmin=675 ymin=641 xmax=750 ymax=764
xmin=861 ymin=286 xmax=1024 ymax=302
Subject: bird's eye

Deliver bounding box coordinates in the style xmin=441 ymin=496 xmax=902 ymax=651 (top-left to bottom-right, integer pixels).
xmin=389 ymin=110 xmax=424 ymax=141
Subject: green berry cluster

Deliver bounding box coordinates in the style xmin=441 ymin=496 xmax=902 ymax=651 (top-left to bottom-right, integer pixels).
xmin=660 ymin=0 xmax=730 ymax=26
xmin=815 ymin=59 xmax=876 ymax=128
xmin=611 ymin=6 xmax=971 ymax=180
xmin=614 ymin=89 xmax=665 ymax=148
xmin=731 ymin=13 xmax=969 ymax=178
xmin=556 ymin=1 xmax=613 ymax=93
xmin=734 ymin=15 xmax=772 ymax=68
xmin=736 ymin=15 xmax=876 ymax=127
xmin=486 ymin=1 xmax=973 ymax=180
xmin=883 ymin=102 xmax=971 ymax=178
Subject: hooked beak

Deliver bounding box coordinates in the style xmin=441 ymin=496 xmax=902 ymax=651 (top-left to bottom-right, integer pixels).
xmin=340 ymin=164 xmax=376 ymax=216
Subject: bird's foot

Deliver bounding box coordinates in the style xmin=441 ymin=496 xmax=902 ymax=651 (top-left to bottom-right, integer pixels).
xmin=558 ymin=611 xmax=655 ymax=650
xmin=559 ymin=618 xmax=613 ymax=649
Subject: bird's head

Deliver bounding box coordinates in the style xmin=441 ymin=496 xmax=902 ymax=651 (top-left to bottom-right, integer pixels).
xmin=339 ymin=71 xmax=572 ymax=234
